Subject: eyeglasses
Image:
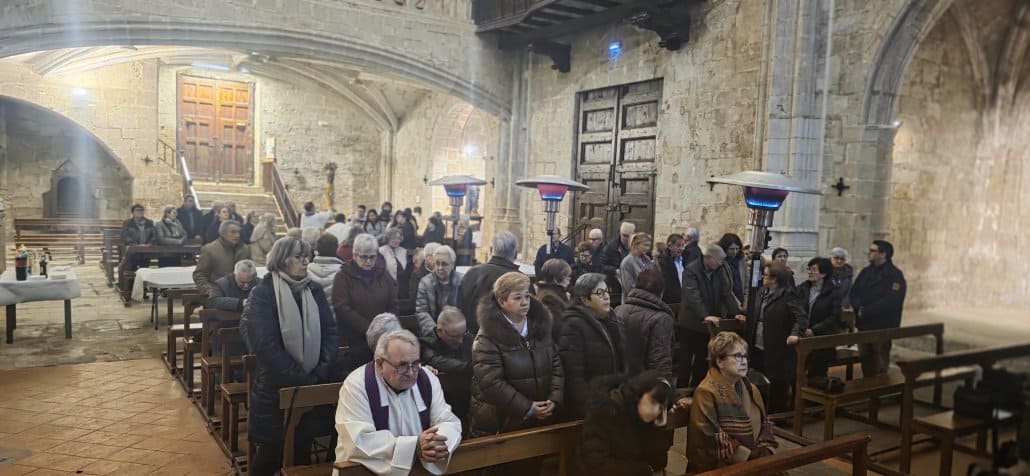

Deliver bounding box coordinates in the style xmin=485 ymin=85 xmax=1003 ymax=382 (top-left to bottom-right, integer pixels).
xmin=356 ymin=254 xmax=378 ymax=261
xmin=720 ymin=352 xmax=748 ymax=363
xmin=382 ymin=359 xmax=421 ymax=374
xmin=591 ymin=289 xmax=610 ymax=298
xmin=440 ymin=329 xmax=470 ymax=339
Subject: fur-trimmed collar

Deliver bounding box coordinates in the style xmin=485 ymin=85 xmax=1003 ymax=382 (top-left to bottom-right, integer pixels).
xmin=475 ymin=293 xmax=552 ymax=347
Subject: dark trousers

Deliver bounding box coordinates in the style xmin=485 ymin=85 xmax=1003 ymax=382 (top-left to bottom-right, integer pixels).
xmin=859 ymin=341 xmax=891 ymax=377
xmin=677 ymin=328 xmax=711 ymax=388
xmin=752 ymin=347 xmax=794 ymax=413
xmin=249 ymin=406 xmax=335 ymax=476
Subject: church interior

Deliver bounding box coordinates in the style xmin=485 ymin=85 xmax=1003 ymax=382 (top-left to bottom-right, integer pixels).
xmin=0 ymin=0 xmax=1029 ymax=475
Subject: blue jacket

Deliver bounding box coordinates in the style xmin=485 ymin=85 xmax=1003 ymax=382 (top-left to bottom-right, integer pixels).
xmin=240 ymin=272 xmax=340 ymax=443
xmin=849 ymin=261 xmax=906 ymax=330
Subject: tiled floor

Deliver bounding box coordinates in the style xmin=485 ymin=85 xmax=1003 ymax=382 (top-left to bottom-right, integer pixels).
xmin=0 ymin=359 xmax=232 ymax=476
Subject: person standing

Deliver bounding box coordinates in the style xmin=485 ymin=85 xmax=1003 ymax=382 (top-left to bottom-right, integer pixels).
xmin=176 ymin=195 xmax=204 ymax=240
xmin=193 ymin=220 xmax=250 ymax=295
xmin=619 ymin=233 xmax=655 ymax=303
xmin=829 ymin=247 xmax=854 ymax=309
xmin=678 ymin=243 xmax=745 ymax=387
xmin=616 ymin=268 xmax=675 ymax=382
xmin=456 ymin=231 xmax=520 ymax=335
xmin=749 ymin=262 xmax=807 ymax=413
xmin=299 ymin=201 xmax=333 ymax=230
xmin=533 ymin=228 xmax=575 ymax=276
xmin=333 ymin=233 xmax=398 ymax=370
xmin=155 ymin=205 xmax=188 ymax=267
xmin=849 ymin=240 xmax=906 ymax=376
xmin=657 ymin=233 xmax=686 ymax=306
xmin=798 ymin=257 xmax=844 ymax=380
xmin=599 ymin=222 xmax=634 ymax=307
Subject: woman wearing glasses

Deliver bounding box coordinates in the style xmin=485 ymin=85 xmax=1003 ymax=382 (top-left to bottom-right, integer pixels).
xmin=687 ymin=332 xmax=777 ymax=472
xmin=333 ymin=233 xmax=399 ymax=371
xmin=470 ymin=272 xmax=563 ymax=473
xmin=558 ymin=272 xmax=629 ymax=419
xmin=240 ymin=236 xmax=340 ymax=476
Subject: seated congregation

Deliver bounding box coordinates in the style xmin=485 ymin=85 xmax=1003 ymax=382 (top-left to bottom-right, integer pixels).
xmin=117 ymin=197 xmax=1026 ymax=476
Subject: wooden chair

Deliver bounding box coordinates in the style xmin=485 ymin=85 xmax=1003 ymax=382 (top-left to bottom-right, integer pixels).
xmin=218 ymin=327 xmax=248 ymax=455
xmin=194 ymin=309 xmax=241 ymax=425
xmin=163 ymin=289 xmax=205 ymax=374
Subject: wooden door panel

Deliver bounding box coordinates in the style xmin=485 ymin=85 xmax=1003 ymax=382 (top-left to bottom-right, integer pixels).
xmin=178 ymin=75 xmax=253 ymax=183
xmin=573 ymin=79 xmax=662 ymax=239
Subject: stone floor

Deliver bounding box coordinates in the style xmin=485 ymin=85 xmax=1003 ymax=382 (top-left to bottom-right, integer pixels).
xmin=0 ymin=359 xmax=233 ymax=475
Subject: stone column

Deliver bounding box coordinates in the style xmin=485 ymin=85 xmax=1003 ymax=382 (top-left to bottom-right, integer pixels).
xmin=759 ymin=0 xmax=834 ymax=259
xmin=0 ymin=101 xmax=6 ymax=271
xmin=380 ymin=130 xmax=395 ymax=203
xmin=491 ymin=51 xmax=528 ymax=254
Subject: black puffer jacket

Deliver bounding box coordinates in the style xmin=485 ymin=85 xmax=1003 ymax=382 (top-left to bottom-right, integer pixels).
xmin=536 ymin=282 xmax=569 ymax=338
xmin=580 ymin=375 xmax=670 ymax=476
xmin=797 ymin=280 xmax=844 ymax=336
xmin=469 ymin=295 xmax=563 ymax=436
xmin=240 ymin=273 xmax=340 ymax=443
xmin=615 ymin=288 xmax=675 ymax=381
xmin=558 ymin=303 xmax=629 ymax=419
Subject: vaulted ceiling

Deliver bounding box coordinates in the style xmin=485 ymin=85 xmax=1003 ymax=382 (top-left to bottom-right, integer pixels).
xmin=8 ymin=45 xmax=431 ymax=132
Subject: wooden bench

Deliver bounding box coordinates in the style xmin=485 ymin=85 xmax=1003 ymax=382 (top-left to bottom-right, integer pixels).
xmin=896 ymin=342 xmax=1030 ymax=475
xmin=185 ymin=309 xmax=241 ymax=424
xmin=163 ymin=289 xmax=206 ymax=374
xmin=792 ymin=322 xmax=976 ymax=441
xmin=694 ymin=433 xmax=871 ymax=476
xmin=101 ymin=229 xmax=123 ymax=286
xmin=276 ymin=396 xmax=691 ymax=476
xmin=14 ymin=218 xmax=123 ymax=264
xmin=218 ymin=327 xmax=248 ymax=456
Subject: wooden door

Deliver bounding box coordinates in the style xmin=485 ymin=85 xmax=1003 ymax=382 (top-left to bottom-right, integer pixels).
xmin=178 ymin=74 xmax=254 ymax=183
xmin=573 ymin=79 xmax=662 ymax=241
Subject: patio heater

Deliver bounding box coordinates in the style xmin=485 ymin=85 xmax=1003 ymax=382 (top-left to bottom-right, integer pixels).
xmin=515 ymin=175 xmax=590 ymax=255
xmin=428 ymin=175 xmax=487 ymax=243
xmin=707 ymin=171 xmax=821 ymax=316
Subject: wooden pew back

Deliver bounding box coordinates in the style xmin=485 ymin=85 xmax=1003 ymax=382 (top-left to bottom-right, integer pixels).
xmin=895 ymin=342 xmax=1030 ymax=473
xmin=693 ymin=433 xmax=871 ymax=476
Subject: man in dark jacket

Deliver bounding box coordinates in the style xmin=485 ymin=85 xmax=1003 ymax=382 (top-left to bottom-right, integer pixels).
xmin=456 ymin=231 xmax=520 ymax=334
xmin=678 ymin=243 xmax=745 ymax=387
xmin=532 ymin=228 xmax=574 ymax=276
xmin=849 ymin=240 xmax=906 ymax=376
xmin=598 ymin=222 xmax=634 ymax=307
xmin=682 ymin=227 xmax=702 ymax=266
xmin=208 ymin=259 xmax=261 ymax=312
xmin=120 ymin=203 xmax=157 ymax=271
xmin=657 ymin=233 xmax=686 ymax=306
xmin=177 ymin=195 xmax=204 ymax=240
xmin=420 ymin=306 xmax=473 ymax=428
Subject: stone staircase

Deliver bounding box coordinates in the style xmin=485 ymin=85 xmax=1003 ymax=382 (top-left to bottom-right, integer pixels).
xmin=191 ymin=182 xmax=289 ymax=234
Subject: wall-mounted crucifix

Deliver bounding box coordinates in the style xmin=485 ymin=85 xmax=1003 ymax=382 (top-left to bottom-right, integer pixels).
xmin=832 ymin=177 xmax=850 ymax=196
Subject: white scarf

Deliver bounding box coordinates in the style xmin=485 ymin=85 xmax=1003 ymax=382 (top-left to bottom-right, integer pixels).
xmin=379 ymin=244 xmax=408 ymax=280
xmin=272 ymin=271 xmax=321 ymax=373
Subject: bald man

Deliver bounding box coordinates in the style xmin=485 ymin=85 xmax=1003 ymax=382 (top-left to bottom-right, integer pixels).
xmin=599 ymin=222 xmax=634 ymax=306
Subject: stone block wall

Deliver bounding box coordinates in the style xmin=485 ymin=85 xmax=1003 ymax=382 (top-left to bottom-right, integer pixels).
xmin=520 ymin=0 xmax=765 ymax=251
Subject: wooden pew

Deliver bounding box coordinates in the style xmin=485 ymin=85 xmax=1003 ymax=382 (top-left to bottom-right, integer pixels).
xmin=163 ymin=289 xmax=206 ymax=373
xmin=101 ymin=229 xmax=123 ymax=286
xmin=188 ymin=309 xmax=241 ymax=424
xmin=218 ymin=327 xmax=248 ymax=455
xmin=277 ymin=393 xmax=692 ymax=476
xmin=14 ymin=218 xmax=123 ymax=264
xmin=896 ymin=342 xmax=1030 ymax=475
xmin=692 ymin=433 xmax=871 ymax=476
xmin=791 ymin=322 xmax=976 ymax=441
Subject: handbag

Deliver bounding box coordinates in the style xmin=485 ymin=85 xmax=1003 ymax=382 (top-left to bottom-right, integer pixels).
xmin=954 ymin=384 xmax=995 ymax=421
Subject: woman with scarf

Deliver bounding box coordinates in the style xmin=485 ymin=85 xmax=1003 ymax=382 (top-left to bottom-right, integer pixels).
xmin=718 ymin=233 xmax=747 ymax=305
xmin=333 ymin=233 xmax=398 ymax=370
xmin=687 ymin=332 xmax=777 ymax=472
xmin=248 ymin=213 xmax=277 ymax=266
xmin=748 ymin=261 xmax=808 ymax=413
xmin=240 ymin=236 xmax=340 ymax=476
xmin=154 ymin=204 xmax=188 ymax=267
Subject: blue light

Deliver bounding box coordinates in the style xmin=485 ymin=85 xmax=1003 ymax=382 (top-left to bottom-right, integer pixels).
xmin=607 ymin=41 xmax=621 ymax=60
xmin=743 ymin=196 xmax=785 ymax=210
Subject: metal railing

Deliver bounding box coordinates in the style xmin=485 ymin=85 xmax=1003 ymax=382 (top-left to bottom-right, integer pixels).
xmin=263 ymin=161 xmax=299 ymax=228
xmin=178 ymin=151 xmax=201 ymax=209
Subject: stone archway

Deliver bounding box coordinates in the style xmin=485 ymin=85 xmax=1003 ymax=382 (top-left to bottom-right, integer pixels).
xmin=0 ymin=18 xmax=511 ymax=120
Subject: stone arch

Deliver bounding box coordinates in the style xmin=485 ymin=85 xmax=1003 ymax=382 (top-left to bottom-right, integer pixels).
xmin=0 ymin=20 xmax=510 ymax=120
xmin=0 ymin=95 xmax=133 ymax=182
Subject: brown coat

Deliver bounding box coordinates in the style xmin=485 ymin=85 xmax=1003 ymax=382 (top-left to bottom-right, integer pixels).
xmin=331 ymin=260 xmax=398 ymax=349
xmin=193 ymin=238 xmax=250 ymax=296
xmin=469 ymin=294 xmax=564 ymax=437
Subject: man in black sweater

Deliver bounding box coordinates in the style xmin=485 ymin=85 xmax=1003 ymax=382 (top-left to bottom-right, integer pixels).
xmin=849 ymin=240 xmax=906 ymax=376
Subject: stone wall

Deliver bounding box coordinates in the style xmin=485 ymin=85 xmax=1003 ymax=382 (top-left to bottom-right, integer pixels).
xmin=157 ymin=66 xmax=384 ymax=213
xmin=0 ymin=99 xmax=133 ymax=223
xmin=888 ymin=13 xmax=980 ymax=309
xmin=520 ymin=0 xmax=765 ymax=253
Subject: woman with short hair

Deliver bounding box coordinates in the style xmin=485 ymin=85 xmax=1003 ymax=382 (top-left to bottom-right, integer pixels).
xmin=619 ymin=232 xmax=655 ymax=303
xmin=829 ymin=247 xmax=854 ymax=309
xmin=249 ymin=213 xmax=277 ymax=266
xmin=750 ymin=261 xmax=808 ymax=413
xmin=687 ymin=332 xmax=776 ymax=472
xmin=559 ymin=272 xmax=629 ymax=419
xmin=799 ymin=257 xmax=843 ymax=380
xmin=470 ymin=272 xmax=563 ymax=442
xmin=536 ymin=258 xmax=572 ymax=337
xmin=155 ymin=205 xmax=188 ymax=267
xmin=380 ymin=227 xmax=412 ymax=299
xmin=239 ymin=236 xmax=340 ymax=476
xmin=718 ymin=233 xmax=746 ymax=304
xmin=308 ymin=233 xmax=343 ymax=308
xmin=333 ymin=233 xmax=398 ymax=370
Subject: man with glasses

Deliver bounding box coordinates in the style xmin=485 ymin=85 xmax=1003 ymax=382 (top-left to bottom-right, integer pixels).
xmin=415 ymin=246 xmax=464 ymax=337
xmin=420 ymin=307 xmax=474 ymax=429
xmin=599 ymin=222 xmax=635 ymax=306
xmin=849 ymin=240 xmax=906 ymax=376
xmin=208 ymin=260 xmax=261 ymax=312
xmin=336 ymin=329 xmax=462 ymax=474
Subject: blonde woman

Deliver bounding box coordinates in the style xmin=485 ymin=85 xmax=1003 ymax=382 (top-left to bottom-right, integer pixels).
xmin=249 ymin=213 xmax=277 ymax=265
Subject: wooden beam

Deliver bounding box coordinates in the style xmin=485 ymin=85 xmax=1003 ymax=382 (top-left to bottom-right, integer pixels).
xmin=497 ymin=0 xmax=684 ymax=49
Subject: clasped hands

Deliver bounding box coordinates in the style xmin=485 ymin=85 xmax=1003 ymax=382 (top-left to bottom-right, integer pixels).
xmin=417 ymin=426 xmax=450 ymax=463
xmin=530 ymin=400 xmax=556 ymax=420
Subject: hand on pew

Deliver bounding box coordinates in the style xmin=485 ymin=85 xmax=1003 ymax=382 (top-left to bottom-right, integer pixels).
xmin=530 ymin=400 xmax=556 ymax=420
xmin=418 ymin=426 xmax=450 ymax=464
